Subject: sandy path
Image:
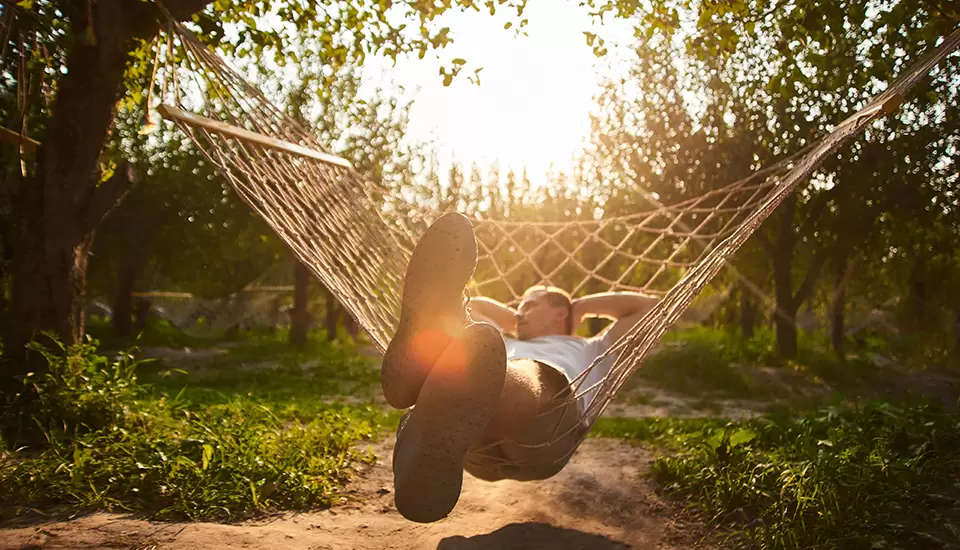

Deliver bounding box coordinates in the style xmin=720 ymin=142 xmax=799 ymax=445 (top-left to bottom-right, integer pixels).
xmin=1 ymin=438 xmax=710 ymax=550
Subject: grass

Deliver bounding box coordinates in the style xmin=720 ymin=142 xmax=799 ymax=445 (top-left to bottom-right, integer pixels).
xmin=0 ymin=334 xmax=399 ymax=521
xmin=86 ymin=315 xmax=219 ymax=350
xmin=626 ymin=326 xmax=778 ymax=398
xmin=596 ymin=404 xmax=960 ymax=550
xmin=632 ymin=326 xmax=918 ymax=405
xmin=590 ymin=416 xmax=728 ymax=444
xmin=138 ymin=331 xmax=382 ymax=419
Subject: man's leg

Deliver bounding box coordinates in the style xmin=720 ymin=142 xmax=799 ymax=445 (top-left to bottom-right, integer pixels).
xmin=381 ymin=213 xmax=477 ymax=409
xmin=465 ymin=359 xmax=584 ymax=482
xmin=392 ymin=323 xmax=506 ymax=523
xmin=384 ymin=213 xmax=513 ymax=523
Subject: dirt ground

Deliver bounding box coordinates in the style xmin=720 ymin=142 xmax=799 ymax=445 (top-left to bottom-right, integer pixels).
xmin=0 ymin=438 xmax=712 ymax=550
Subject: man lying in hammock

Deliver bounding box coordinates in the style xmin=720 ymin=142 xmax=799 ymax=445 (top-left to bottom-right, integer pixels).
xmin=381 ymin=213 xmax=658 ymax=523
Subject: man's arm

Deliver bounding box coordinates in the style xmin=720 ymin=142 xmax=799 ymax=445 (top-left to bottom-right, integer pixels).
xmin=572 ymin=291 xmax=660 ymax=343
xmin=468 ymin=296 xmax=517 ymax=334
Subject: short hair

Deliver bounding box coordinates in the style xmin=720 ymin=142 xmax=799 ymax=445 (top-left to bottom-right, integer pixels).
xmin=522 ymin=285 xmax=573 ymax=334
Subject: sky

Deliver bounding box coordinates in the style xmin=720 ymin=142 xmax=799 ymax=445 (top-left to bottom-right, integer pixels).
xmin=359 ymin=1 xmax=636 ymax=181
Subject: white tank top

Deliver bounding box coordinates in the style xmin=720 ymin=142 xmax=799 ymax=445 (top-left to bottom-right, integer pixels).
xmin=502 ymin=334 xmax=615 ymax=410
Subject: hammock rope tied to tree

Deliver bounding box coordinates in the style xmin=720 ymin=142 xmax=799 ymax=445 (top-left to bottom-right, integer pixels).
xmin=151 ymin=15 xmax=960 ymax=470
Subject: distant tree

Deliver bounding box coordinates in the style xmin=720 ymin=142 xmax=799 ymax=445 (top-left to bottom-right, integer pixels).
xmin=589 ymin=0 xmax=957 ymax=357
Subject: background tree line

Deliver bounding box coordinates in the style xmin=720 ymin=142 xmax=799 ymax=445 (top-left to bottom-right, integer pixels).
xmin=0 ymin=0 xmax=957 ymax=424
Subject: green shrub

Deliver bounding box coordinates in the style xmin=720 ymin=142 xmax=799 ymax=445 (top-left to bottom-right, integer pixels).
xmin=0 ymin=337 xmax=390 ymax=521
xmin=0 ymin=399 xmax=382 ymax=520
xmin=22 ymin=338 xmax=144 ymax=436
xmin=651 ymin=402 xmax=960 ymax=549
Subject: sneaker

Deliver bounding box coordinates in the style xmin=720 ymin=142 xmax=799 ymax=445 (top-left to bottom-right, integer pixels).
xmin=381 ymin=212 xmax=478 ymax=409
xmin=392 ymin=322 xmax=507 ymax=523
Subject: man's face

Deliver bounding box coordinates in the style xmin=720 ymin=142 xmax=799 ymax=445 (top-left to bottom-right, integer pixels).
xmin=515 ymin=291 xmax=568 ymax=341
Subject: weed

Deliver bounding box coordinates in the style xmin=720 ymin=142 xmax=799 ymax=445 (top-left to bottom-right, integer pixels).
xmin=649 ymin=402 xmax=960 ymax=549
xmin=0 ymin=337 xmax=394 ymax=521
xmin=19 ymin=338 xmax=144 ymax=436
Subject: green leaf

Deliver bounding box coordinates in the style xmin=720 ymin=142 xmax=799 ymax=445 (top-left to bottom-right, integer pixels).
xmin=729 ymin=428 xmax=756 ymax=447
xmin=705 ymin=431 xmax=725 ymax=450
xmin=452 ymin=58 xmax=467 ymax=65
xmin=249 ymin=480 xmax=260 ymax=508
xmin=201 ymin=444 xmax=214 ymax=470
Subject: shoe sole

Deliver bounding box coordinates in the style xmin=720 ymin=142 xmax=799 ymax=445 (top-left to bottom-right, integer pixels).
xmin=381 ymin=213 xmax=478 ymax=409
xmin=393 ymin=323 xmax=506 ymax=523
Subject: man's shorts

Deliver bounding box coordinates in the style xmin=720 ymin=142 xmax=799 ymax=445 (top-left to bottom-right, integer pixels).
xmin=392 ymin=360 xmax=586 ymax=482
xmin=462 ymin=390 xmax=585 ymax=482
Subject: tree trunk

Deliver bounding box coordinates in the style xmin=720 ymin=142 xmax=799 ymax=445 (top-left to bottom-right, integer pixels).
xmin=830 ymin=260 xmax=854 ymax=359
xmin=4 ymin=181 xmax=59 ymax=389
xmin=954 ymin=311 xmax=960 ymax=354
xmin=905 ymin=257 xmax=927 ymax=332
xmin=341 ymin=309 xmax=359 ymax=339
xmin=113 ymin=272 xmax=135 ymax=339
xmin=268 ymin=295 xmax=282 ymax=334
xmin=112 ymin=253 xmax=148 ymax=338
xmin=830 ymin=289 xmax=846 ymax=358
xmin=289 ymin=261 xmax=310 ymax=347
xmin=2 ymin=1 xmax=144 ymax=390
xmin=740 ymin=285 xmax=756 ymax=340
xmin=773 ymin=309 xmax=798 ymax=358
xmin=323 ymin=285 xmax=339 ymax=342
xmin=771 ymin=201 xmax=799 ymax=359
xmin=132 ymin=297 xmax=151 ymax=334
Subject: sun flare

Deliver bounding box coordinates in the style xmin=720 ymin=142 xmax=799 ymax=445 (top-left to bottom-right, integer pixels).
xmin=361 ymin=2 xmax=633 ymax=185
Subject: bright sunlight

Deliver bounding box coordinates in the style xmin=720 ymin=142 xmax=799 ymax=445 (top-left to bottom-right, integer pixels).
xmin=362 ymin=2 xmax=634 ymax=180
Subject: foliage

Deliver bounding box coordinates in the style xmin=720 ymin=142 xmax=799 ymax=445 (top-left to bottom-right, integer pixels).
xmin=92 ymin=114 xmax=285 ymax=301
xmin=649 ymin=403 xmax=960 ymax=549
xmin=18 ymin=338 xmax=144 ymax=436
xmin=584 ymin=0 xmax=960 ymax=358
xmin=0 ymin=337 xmax=394 ymax=521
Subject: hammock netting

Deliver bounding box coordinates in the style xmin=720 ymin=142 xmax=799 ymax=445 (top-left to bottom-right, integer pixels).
xmin=132 ymin=263 xmax=299 ymax=336
xmin=133 ymin=289 xmax=290 ymax=336
xmin=148 ymin=17 xmax=959 ymax=469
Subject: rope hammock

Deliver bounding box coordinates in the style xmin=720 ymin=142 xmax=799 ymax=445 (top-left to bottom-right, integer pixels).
xmin=148 ymin=16 xmax=960 ymax=470
xmin=129 ymin=262 xmax=299 ymax=336
xmin=133 ymin=289 xmax=288 ymax=336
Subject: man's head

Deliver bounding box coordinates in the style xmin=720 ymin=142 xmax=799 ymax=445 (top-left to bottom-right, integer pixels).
xmin=516 ymin=285 xmax=573 ymax=340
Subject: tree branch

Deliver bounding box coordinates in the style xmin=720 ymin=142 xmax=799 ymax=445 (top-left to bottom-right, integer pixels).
xmin=126 ymin=0 xmax=216 ymax=42
xmin=85 ymin=161 xmax=136 ymax=230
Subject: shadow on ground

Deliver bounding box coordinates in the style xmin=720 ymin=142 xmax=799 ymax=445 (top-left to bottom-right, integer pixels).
xmin=437 ymin=522 xmax=631 ymax=549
